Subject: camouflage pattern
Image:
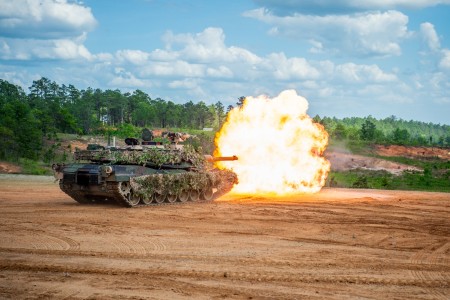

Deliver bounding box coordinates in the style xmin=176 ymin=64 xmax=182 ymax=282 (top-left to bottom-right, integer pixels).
xmin=56 ymin=131 xmax=238 ymax=207
xmin=130 ymin=169 xmax=237 ymax=199
xmin=75 ymin=145 xmax=205 ymax=169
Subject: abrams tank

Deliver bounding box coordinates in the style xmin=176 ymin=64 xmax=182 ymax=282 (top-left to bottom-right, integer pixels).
xmin=53 ymin=129 xmax=238 ymax=207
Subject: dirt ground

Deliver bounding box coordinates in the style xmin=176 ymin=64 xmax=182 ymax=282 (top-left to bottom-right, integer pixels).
xmin=0 ymin=175 xmax=448 ymax=299
xmin=0 ymin=162 xmax=22 ymax=174
xmin=375 ymin=145 xmax=450 ymax=161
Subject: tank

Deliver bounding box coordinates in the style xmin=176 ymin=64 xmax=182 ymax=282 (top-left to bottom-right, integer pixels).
xmin=52 ymin=130 xmax=238 ymax=207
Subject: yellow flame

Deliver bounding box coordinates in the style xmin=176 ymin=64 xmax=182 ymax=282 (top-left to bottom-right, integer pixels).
xmin=215 ymin=90 xmax=330 ymax=194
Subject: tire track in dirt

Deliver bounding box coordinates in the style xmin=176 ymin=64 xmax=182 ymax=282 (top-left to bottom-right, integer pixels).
xmin=80 ymin=235 xmax=167 ymax=255
xmin=2 ymin=180 xmax=449 ymax=299
xmin=112 ymin=236 xmax=167 ymax=254
xmin=1 ymin=245 xmax=447 ymax=274
xmin=0 ymin=232 xmax=80 ymax=251
xmin=0 ymin=260 xmax=447 ymax=288
xmin=409 ymin=241 xmax=450 ymax=299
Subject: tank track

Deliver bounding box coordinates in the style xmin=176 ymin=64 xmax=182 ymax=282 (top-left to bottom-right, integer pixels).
xmin=59 ymin=180 xmax=235 ymax=208
xmin=59 ymin=182 xmax=92 ymax=204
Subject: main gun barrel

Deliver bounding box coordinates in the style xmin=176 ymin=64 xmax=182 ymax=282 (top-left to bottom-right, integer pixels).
xmin=204 ymin=155 xmax=238 ymax=163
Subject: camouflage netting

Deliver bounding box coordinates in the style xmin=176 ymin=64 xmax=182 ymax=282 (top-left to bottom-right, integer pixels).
xmin=130 ymin=169 xmax=238 ymax=198
xmin=77 ymin=145 xmax=206 ymax=169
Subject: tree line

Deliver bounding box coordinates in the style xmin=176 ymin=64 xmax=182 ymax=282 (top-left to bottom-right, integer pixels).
xmin=1 ymin=77 xmax=449 ymax=162
xmin=0 ymin=78 xmax=234 ymax=160
xmin=316 ymin=116 xmax=450 ymax=147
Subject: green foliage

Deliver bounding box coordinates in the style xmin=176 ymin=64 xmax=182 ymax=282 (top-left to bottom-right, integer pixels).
xmin=43 ymin=143 xmax=59 ymax=163
xmin=192 ymin=132 xmax=215 ymax=154
xmin=329 ymin=168 xmax=450 ymax=193
xmin=392 ymin=128 xmax=410 ymax=145
xmin=114 ymin=123 xmax=141 ymax=139
xmin=328 ymin=175 xmax=338 ymax=187
xmin=333 ymin=123 xmax=347 ymax=139
xmin=319 ymin=115 xmax=450 ymax=146
xmin=0 ymin=80 xmax=42 ymax=161
xmin=18 ymin=158 xmax=51 ymax=175
xmin=215 ymin=101 xmax=225 ymax=129
xmin=360 ymin=119 xmax=376 ymax=141
xmin=352 ymin=175 xmax=369 ymax=188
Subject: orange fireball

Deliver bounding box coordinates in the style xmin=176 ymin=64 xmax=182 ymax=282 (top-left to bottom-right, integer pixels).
xmin=214 ymin=90 xmax=330 ymax=194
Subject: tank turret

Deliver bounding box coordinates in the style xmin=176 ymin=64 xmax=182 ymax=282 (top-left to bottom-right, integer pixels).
xmin=54 ymin=130 xmax=238 ymax=207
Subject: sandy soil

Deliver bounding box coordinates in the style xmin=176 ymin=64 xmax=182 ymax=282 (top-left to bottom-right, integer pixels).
xmin=375 ymin=145 xmax=450 ymax=161
xmin=0 ymin=175 xmax=448 ymax=299
xmin=0 ymin=162 xmax=22 ymax=174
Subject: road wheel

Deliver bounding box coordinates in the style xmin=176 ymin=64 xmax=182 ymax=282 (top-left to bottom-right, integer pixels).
xmin=153 ymin=193 xmax=165 ymax=204
xmin=166 ymin=194 xmax=177 ymax=203
xmin=178 ymin=190 xmax=189 ymax=202
xmin=189 ymin=190 xmax=199 ymax=202
xmin=128 ymin=191 xmax=141 ymax=207
xmin=141 ymin=195 xmax=153 ymax=205
xmin=201 ymin=187 xmax=214 ymax=201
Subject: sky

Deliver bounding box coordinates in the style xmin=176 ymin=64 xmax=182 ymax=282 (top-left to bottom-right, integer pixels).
xmin=0 ymin=0 xmax=449 ymax=125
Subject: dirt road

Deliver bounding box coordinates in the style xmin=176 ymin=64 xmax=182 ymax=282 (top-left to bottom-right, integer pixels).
xmin=0 ymin=175 xmax=448 ymax=299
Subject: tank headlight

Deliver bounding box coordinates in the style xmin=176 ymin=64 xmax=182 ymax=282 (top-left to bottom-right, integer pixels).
xmin=101 ymin=166 xmax=113 ymax=176
xmin=104 ymin=166 xmax=113 ymax=174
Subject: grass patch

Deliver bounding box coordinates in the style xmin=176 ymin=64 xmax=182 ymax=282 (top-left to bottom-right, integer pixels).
xmin=375 ymin=155 xmax=450 ymax=170
xmin=327 ymin=169 xmax=450 ymax=193
xmin=19 ymin=158 xmax=52 ymax=175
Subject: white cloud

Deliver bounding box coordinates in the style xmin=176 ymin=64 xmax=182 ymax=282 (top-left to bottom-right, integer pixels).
xmin=149 ymin=49 xmax=179 ymax=61
xmin=334 ymin=0 xmax=450 ymax=10
xmin=53 ymin=39 xmax=91 ymax=60
xmin=335 ymin=63 xmax=398 ymax=83
xmin=110 ymin=73 xmax=149 ymax=89
xmin=252 ymin=0 xmax=450 ymax=14
xmin=116 ymin=50 xmax=150 ymax=65
xmin=162 ymin=28 xmax=229 ymax=62
xmin=0 ymin=37 xmax=92 ymax=60
xmin=0 ymin=0 xmax=97 ymax=61
xmin=316 ymin=60 xmax=335 ymax=75
xmin=266 ymin=52 xmax=320 ymax=79
xmin=140 ymin=61 xmax=205 ymax=78
xmin=417 ymin=22 xmax=450 ymax=73
xmin=439 ymin=49 xmax=450 ymax=70
xmin=168 ymin=78 xmax=199 ymax=89
xmin=308 ymin=40 xmax=324 ymax=54
xmin=0 ymin=0 xmax=96 ymax=39
xmin=318 ymin=87 xmax=334 ymax=97
xmin=206 ymin=66 xmax=233 ymax=78
xmin=161 ymin=28 xmax=262 ymax=64
xmin=94 ymin=52 xmax=114 ymax=62
xmin=300 ymin=80 xmax=319 ymax=89
xmin=420 ymin=22 xmax=440 ymax=51
xmin=429 ymin=72 xmax=447 ymax=90
xmin=80 ymin=27 xmax=400 ymax=97
xmin=244 ymin=8 xmax=410 ymax=57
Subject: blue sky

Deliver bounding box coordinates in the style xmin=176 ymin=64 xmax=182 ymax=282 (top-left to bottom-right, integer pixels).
xmin=1 ymin=0 xmax=449 ymax=124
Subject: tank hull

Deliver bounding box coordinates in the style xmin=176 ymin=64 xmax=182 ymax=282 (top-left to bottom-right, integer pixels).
xmin=58 ymin=163 xmax=237 ymax=207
